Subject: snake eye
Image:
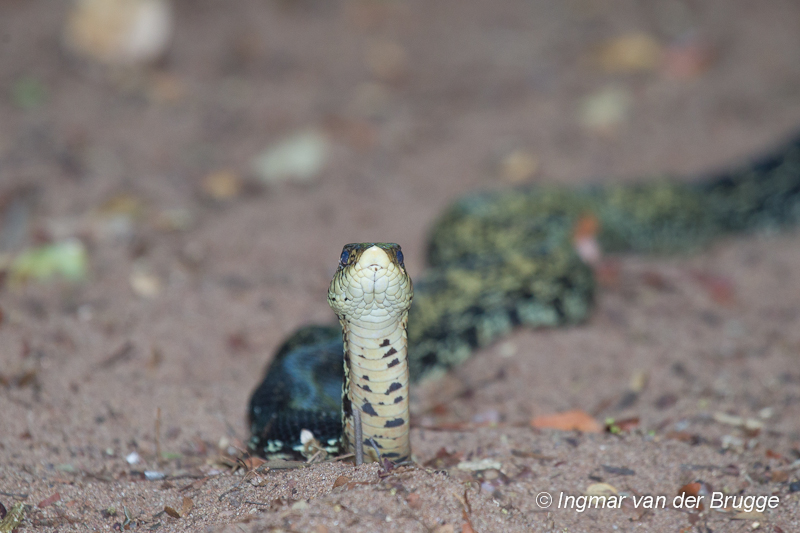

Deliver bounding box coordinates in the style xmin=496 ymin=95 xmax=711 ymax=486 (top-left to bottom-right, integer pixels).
xmin=396 ymin=250 xmax=404 ymax=267
xmin=339 ymin=249 xmax=350 ymax=266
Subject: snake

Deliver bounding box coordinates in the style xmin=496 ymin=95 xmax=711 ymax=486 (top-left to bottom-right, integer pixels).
xmin=247 ymin=131 xmax=800 ymax=461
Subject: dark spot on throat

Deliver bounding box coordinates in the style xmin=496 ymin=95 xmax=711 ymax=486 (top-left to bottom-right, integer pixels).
xmin=387 ymin=358 xmax=400 ymax=368
xmin=394 ymin=395 xmax=404 ymax=404
xmin=384 ymin=418 xmax=405 ymax=428
xmin=380 ymin=339 xmax=390 ymax=347
xmin=382 ymin=347 xmax=397 ymax=358
xmin=386 ymin=382 xmax=402 ymax=394
xmin=361 ymin=402 xmax=378 ymax=417
xmin=361 ymin=384 xmax=372 ymax=392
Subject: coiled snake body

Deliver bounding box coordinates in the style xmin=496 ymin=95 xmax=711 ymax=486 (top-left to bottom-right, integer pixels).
xmin=248 ymin=133 xmax=800 ymax=461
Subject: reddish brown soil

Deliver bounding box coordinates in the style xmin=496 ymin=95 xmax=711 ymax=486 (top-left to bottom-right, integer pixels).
xmin=1 ymin=1 xmax=800 ymax=532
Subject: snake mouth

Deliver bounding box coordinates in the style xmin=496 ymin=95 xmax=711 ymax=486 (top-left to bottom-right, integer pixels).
xmin=358 ymin=246 xmax=392 ymax=272
xmin=356 ymin=247 xmax=393 ymax=303
xmin=329 ymin=243 xmax=412 ymax=318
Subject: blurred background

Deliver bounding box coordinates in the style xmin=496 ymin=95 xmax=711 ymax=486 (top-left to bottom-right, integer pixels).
xmin=2 ymin=0 xmax=800 ymax=268
xmin=2 ymin=0 xmax=800 ymax=416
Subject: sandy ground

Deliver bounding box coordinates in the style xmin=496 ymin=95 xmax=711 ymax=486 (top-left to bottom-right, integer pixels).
xmin=2 ymin=0 xmax=800 ymax=531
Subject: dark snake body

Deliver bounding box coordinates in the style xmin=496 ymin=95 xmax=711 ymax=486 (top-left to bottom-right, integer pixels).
xmin=248 ymin=133 xmax=800 ymax=457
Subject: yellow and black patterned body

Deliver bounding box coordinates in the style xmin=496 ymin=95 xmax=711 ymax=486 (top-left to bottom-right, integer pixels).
xmin=248 ymin=132 xmax=800 ymax=459
xmin=328 ymin=243 xmax=413 ymax=462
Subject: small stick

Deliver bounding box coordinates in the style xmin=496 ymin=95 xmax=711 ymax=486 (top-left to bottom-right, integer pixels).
xmin=367 ymin=438 xmax=382 ymax=462
xmin=155 ymin=407 xmax=162 ymax=464
xmin=353 ymin=407 xmax=363 ymax=466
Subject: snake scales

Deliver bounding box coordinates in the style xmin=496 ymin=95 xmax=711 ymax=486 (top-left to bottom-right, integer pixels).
xmin=248 ymin=132 xmax=800 ymax=461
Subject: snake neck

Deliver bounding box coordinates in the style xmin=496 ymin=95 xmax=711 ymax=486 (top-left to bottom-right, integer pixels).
xmin=341 ymin=312 xmax=410 ymax=463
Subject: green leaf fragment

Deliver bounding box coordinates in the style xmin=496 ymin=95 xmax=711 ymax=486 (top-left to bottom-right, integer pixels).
xmin=9 ymin=239 xmax=88 ymax=285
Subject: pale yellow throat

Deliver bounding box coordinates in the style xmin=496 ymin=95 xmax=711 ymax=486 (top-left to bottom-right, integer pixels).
xmin=328 ymin=244 xmax=413 ymax=463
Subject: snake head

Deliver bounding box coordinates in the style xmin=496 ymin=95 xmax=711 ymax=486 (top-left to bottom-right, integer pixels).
xmin=328 ymin=243 xmax=412 ymax=319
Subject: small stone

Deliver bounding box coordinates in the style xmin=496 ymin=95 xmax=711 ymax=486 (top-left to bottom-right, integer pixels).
xmin=629 ymin=370 xmax=648 ymax=393
xmin=251 ymin=129 xmax=329 ymax=185
xmin=579 ymin=86 xmax=631 ymax=135
xmin=457 ymin=458 xmax=502 ymax=471
xmin=498 ymin=342 xmax=517 ymax=358
xmin=500 ymin=150 xmax=539 ymax=183
xmin=758 ymin=407 xmax=774 ymax=420
xmin=63 ymin=0 xmax=173 ymax=67
xmin=130 ymin=269 xmax=162 ymax=298
xmin=201 ymin=170 xmax=242 ymax=200
xmin=291 ymin=500 xmax=309 ymax=511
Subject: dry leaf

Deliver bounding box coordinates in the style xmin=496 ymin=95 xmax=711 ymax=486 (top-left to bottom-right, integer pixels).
xmin=37 ymin=493 xmax=61 ymax=508
xmin=201 ymin=170 xmax=242 ymax=200
xmin=677 ymin=481 xmax=712 ymax=510
xmin=242 ymin=456 xmax=267 ymax=470
xmin=691 ymin=271 xmax=735 ymax=305
xmin=424 ymin=447 xmax=463 ymax=469
xmin=323 ymin=115 xmax=377 ymax=150
xmin=586 ymin=483 xmax=618 ymax=496
xmin=333 ymin=475 xmax=350 ymax=489
xmin=531 ymin=409 xmax=602 ymax=433
xmin=662 ymin=39 xmax=715 ymax=80
xmin=665 ymin=431 xmax=701 ymax=445
xmin=406 ymin=492 xmax=422 ymax=509
xmin=678 ymin=482 xmax=701 ymax=497
xmin=765 ymin=449 xmax=784 ymax=460
xmin=606 ymin=417 xmax=640 ymax=433
xmin=595 ymin=33 xmax=662 ymax=73
xmin=595 ymin=260 xmax=621 ymax=288
xmin=180 ymin=497 xmax=193 ymax=517
xmin=572 ymin=214 xmax=602 ymax=265
xmin=164 ymin=506 xmax=181 ymax=518
xmin=770 ymin=470 xmax=789 ymax=483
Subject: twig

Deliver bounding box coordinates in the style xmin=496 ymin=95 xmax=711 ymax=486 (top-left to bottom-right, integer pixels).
xmin=354 ymin=407 xmax=363 ymax=466
xmin=306 ymin=449 xmax=324 ymax=463
xmin=367 ymin=438 xmax=382 ymax=460
xmin=0 ymin=491 xmax=27 ymax=499
xmin=155 ymin=407 xmax=162 ymax=465
xmin=244 ymin=501 xmax=271 ymax=507
xmin=97 ymin=340 xmax=135 ymax=370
